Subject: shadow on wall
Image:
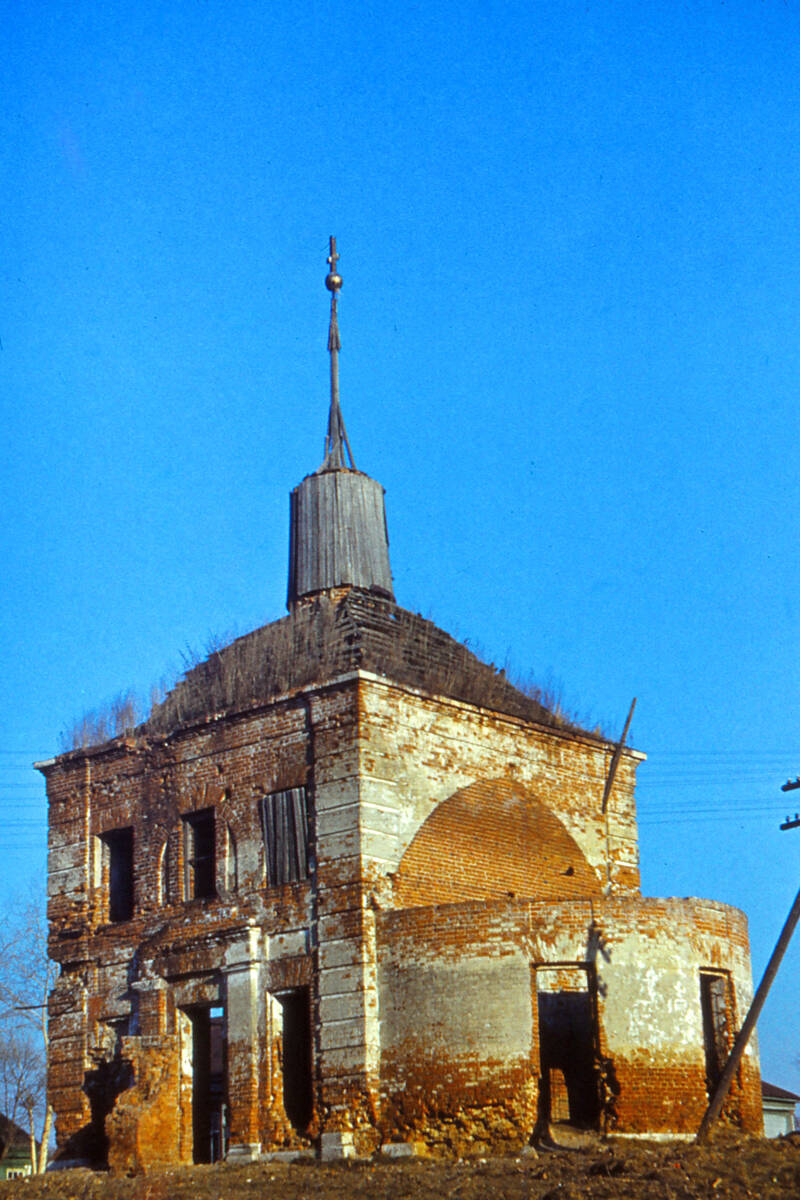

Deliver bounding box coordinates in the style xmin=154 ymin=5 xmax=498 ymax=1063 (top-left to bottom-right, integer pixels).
xmin=53 ymin=1055 xmax=134 ymax=1167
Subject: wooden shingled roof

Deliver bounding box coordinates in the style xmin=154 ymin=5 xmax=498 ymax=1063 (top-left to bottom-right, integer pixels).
xmin=287 ymin=468 xmax=394 ymax=608
xmin=146 ymin=588 xmax=589 ymax=739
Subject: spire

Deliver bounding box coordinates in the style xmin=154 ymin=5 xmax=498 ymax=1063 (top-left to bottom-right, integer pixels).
xmin=286 ymin=238 xmax=394 ymax=610
xmin=322 ymin=236 xmax=356 ymax=470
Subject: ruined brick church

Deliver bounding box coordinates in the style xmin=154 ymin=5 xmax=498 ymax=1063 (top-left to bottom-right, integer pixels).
xmin=39 ymin=241 xmax=762 ymax=1171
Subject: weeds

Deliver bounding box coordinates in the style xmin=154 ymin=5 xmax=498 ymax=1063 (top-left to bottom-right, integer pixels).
xmin=60 ymin=592 xmax=598 ymax=752
xmin=59 ymin=690 xmax=144 ymax=752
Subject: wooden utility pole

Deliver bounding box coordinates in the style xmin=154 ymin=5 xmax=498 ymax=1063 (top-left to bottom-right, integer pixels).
xmin=696 ymin=778 xmax=800 ymax=1142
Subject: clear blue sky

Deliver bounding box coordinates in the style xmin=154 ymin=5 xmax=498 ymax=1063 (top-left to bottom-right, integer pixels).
xmin=3 ymin=0 xmax=800 ymax=1099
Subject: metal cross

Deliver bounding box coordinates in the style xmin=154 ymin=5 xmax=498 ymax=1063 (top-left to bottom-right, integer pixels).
xmin=327 ymin=236 xmax=340 ymax=277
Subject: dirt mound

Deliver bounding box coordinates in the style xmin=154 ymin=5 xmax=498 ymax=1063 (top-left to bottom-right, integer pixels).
xmin=3 ymin=1132 xmax=799 ymax=1200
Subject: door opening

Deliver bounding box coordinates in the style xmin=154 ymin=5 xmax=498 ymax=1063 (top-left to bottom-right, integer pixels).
xmin=700 ymin=971 xmax=733 ymax=1098
xmin=276 ymin=988 xmax=313 ymax=1132
xmin=188 ymin=1005 xmax=228 ymax=1163
xmin=536 ymin=965 xmax=600 ymax=1129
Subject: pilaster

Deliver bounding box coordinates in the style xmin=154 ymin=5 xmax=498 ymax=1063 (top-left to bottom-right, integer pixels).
xmin=223 ymin=924 xmax=264 ymax=1160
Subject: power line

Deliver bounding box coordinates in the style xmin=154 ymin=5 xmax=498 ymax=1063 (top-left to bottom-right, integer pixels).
xmin=637 ymin=798 xmax=789 ymax=810
xmin=639 ymin=816 xmax=783 ymax=827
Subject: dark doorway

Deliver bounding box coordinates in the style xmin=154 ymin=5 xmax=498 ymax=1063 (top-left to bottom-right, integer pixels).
xmin=700 ymin=971 xmax=733 ymax=1097
xmin=277 ymin=988 xmax=313 ymax=1132
xmin=189 ymin=1005 xmax=227 ymax=1163
xmin=537 ymin=967 xmax=600 ymax=1128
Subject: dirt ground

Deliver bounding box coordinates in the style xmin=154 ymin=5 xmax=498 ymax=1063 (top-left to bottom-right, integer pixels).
xmin=3 ymin=1131 xmax=800 ymax=1200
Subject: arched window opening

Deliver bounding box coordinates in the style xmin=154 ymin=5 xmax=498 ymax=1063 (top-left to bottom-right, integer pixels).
xmin=159 ymin=839 xmax=171 ymax=905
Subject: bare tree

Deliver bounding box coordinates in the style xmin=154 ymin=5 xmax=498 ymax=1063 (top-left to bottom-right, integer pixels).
xmin=0 ymin=886 xmax=57 ymax=1173
xmin=0 ymin=1032 xmax=44 ymax=1171
xmin=0 ymin=1032 xmax=43 ymax=1124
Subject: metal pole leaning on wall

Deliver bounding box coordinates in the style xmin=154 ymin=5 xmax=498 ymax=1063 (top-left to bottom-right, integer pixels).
xmin=601 ymin=697 xmax=636 ymax=894
xmin=696 ymin=778 xmax=800 ymax=1143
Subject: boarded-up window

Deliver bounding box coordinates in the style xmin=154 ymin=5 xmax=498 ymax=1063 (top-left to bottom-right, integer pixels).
xmin=260 ymin=788 xmax=309 ymax=886
xmin=183 ymin=809 xmax=216 ymax=900
xmin=700 ymin=971 xmax=734 ymax=1096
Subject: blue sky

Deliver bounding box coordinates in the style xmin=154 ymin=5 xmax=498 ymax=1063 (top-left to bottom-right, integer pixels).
xmin=3 ymin=0 xmax=800 ymax=1099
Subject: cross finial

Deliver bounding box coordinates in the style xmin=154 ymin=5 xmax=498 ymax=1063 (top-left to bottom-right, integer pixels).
xmin=326 ymin=236 xmax=340 ymax=277
xmin=322 ymin=236 xmax=354 ymax=469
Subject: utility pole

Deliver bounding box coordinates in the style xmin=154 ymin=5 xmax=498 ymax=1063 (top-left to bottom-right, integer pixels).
xmin=696 ymin=777 xmax=800 ymax=1142
xmin=779 ymin=776 xmax=800 ymax=830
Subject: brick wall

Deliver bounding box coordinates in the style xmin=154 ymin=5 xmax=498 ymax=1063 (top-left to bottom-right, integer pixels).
xmin=41 ymin=662 xmax=756 ymax=1164
xmin=394 ymin=777 xmax=603 ymax=906
xmin=376 ymin=895 xmax=762 ymax=1146
xmin=43 ymin=684 xmax=322 ymax=1163
xmin=355 ymin=673 xmax=642 ymax=899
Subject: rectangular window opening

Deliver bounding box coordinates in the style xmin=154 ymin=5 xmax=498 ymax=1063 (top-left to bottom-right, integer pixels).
xmin=101 ymin=827 xmax=134 ymax=923
xmin=260 ymin=788 xmax=310 ymax=886
xmin=183 ymin=809 xmax=216 ymax=900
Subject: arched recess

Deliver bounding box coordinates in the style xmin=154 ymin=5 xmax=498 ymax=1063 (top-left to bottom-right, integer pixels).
xmin=393 ymin=778 xmax=602 ymax=907
xmin=158 ymin=838 xmax=170 ymax=906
